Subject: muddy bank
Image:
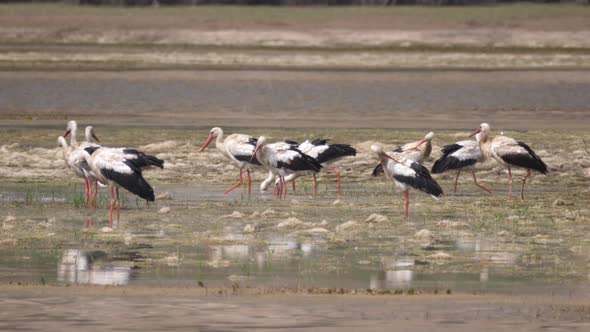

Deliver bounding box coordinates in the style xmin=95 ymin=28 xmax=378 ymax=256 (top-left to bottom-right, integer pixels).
xmin=4 ymin=47 xmax=590 ymax=71
xmin=1 ymin=285 xmax=590 ymax=332
xmin=4 ymin=27 xmax=590 ymax=50
xmin=1 ymin=127 xmax=588 ymax=182
xmin=2 ymin=4 xmax=590 ymax=49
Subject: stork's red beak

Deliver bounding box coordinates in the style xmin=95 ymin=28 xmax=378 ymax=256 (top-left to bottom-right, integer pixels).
xmin=198 ymin=135 xmax=214 ymax=153
xmin=469 ymin=129 xmax=481 ymax=138
xmin=63 ymin=130 xmax=71 ymax=138
xmin=383 ymin=153 xmax=400 ymax=163
xmin=92 ymin=132 xmax=100 ymax=143
xmin=414 ymin=138 xmax=426 ymax=148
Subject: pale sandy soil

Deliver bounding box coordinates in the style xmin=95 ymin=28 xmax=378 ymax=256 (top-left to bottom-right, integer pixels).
xmin=2 ymin=48 xmax=590 ymax=70
xmin=2 ymin=6 xmax=590 ymax=70
xmin=1 ymin=285 xmax=590 ymax=331
xmin=4 ymin=27 xmax=590 ymax=49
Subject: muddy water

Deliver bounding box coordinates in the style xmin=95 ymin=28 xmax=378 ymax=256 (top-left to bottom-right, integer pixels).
xmin=2 ymin=182 xmax=589 ymax=296
xmin=1 ymin=70 xmax=589 ymax=129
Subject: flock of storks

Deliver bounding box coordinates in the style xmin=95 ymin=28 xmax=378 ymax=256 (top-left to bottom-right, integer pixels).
xmin=58 ymin=121 xmax=548 ymax=225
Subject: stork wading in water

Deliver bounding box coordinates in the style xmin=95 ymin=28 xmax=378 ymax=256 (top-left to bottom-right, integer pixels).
xmin=198 ymin=127 xmax=261 ymax=194
xmin=372 ymin=132 xmax=434 ymax=177
xmin=61 ymin=122 xmax=102 ymax=207
xmin=470 ymin=123 xmax=547 ymax=200
xmin=252 ymin=136 xmax=322 ymax=200
xmin=431 ymin=133 xmax=492 ymax=194
xmin=83 ymin=146 xmax=164 ymax=226
xmin=371 ymin=144 xmax=443 ymax=220
xmin=260 ymin=139 xmax=357 ymax=199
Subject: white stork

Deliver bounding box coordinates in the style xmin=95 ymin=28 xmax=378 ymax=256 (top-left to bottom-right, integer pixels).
xmin=82 ymin=146 xmax=164 ymax=226
xmin=470 ymin=123 xmax=548 ymax=200
xmin=60 ymin=123 xmax=101 ymax=207
xmin=371 ymin=144 xmax=443 ymax=220
xmin=63 ymin=120 xmax=100 ymax=207
xmin=372 ymin=132 xmax=434 ymax=177
xmin=253 ymin=136 xmax=322 ymax=200
xmin=261 ymin=139 xmax=356 ymax=199
xmin=198 ymin=127 xmax=261 ymax=194
xmin=431 ymin=133 xmax=492 ymax=194
xmin=58 ymin=136 xmax=98 ymax=208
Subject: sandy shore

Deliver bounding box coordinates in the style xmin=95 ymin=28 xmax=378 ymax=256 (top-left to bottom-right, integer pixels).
xmin=1 ymin=284 xmax=590 ymax=331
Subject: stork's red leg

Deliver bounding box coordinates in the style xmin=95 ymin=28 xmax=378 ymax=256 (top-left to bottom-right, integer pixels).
xmin=327 ymin=168 xmax=342 ymax=199
xmin=84 ymin=178 xmax=90 ymax=207
xmin=292 ymin=179 xmax=296 ymax=192
xmin=93 ymin=180 xmax=98 ymax=208
xmin=453 ymin=170 xmax=460 ymax=193
xmin=508 ymin=167 xmax=513 ymax=198
xmin=313 ymin=174 xmax=318 ymax=196
xmin=246 ymin=169 xmax=252 ymax=194
xmin=115 ymin=187 xmax=120 ymax=224
xmin=273 ymin=182 xmax=280 ymax=197
xmin=224 ymin=168 xmax=244 ymax=194
xmin=472 ymin=170 xmax=492 ymax=194
xmin=335 ymin=170 xmax=342 ymax=199
xmin=520 ymin=169 xmax=531 ymax=201
xmin=109 ymin=186 xmax=115 ymax=227
xmin=403 ymin=191 xmax=409 ymax=221
xmin=275 ymin=177 xmax=283 ymax=199
xmin=282 ymin=176 xmax=288 ymax=200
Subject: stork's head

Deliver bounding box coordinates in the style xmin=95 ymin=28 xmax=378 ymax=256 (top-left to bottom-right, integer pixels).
xmin=470 ymin=123 xmax=491 ymax=138
xmin=371 ymin=143 xmax=399 ymax=163
xmin=253 ymin=136 xmax=267 ymax=152
xmin=64 ymin=120 xmax=77 ymax=138
xmin=85 ymin=126 xmax=100 ymax=143
xmin=57 ymin=136 xmax=68 ymax=148
xmin=198 ymin=127 xmax=223 ymax=153
xmin=251 ymin=136 xmax=267 ymax=162
xmin=209 ymin=127 xmax=222 ymax=138
xmin=370 ymin=144 xmax=384 ymax=155
xmin=412 ymin=131 xmax=434 ymax=149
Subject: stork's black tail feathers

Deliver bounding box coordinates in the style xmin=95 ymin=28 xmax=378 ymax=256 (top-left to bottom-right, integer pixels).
xmin=315 ymin=144 xmax=357 ymax=164
xmin=518 ymin=142 xmax=548 ymax=174
xmin=142 ymin=154 xmax=165 ymax=169
xmin=394 ymin=162 xmax=444 ymax=198
xmin=123 ymin=149 xmax=164 ymax=169
xmin=500 ymin=142 xmax=548 ymax=175
xmin=431 ymin=144 xmax=475 ymax=174
xmin=102 ymin=168 xmax=155 ymax=201
xmin=279 ymin=147 xmax=323 ymax=173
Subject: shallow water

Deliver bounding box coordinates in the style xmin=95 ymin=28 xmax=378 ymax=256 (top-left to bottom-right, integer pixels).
xmin=1 ymin=70 xmax=589 ymax=129
xmin=2 ymin=182 xmax=589 ymax=296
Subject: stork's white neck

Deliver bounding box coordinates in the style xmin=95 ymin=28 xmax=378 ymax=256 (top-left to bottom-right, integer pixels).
xmin=214 ymin=130 xmax=225 ymax=154
xmin=85 ymin=127 xmax=95 ymax=143
xmin=69 ymin=122 xmax=78 ymax=147
xmin=58 ymin=138 xmax=70 ymax=160
xmin=478 ymin=131 xmax=491 ymax=158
